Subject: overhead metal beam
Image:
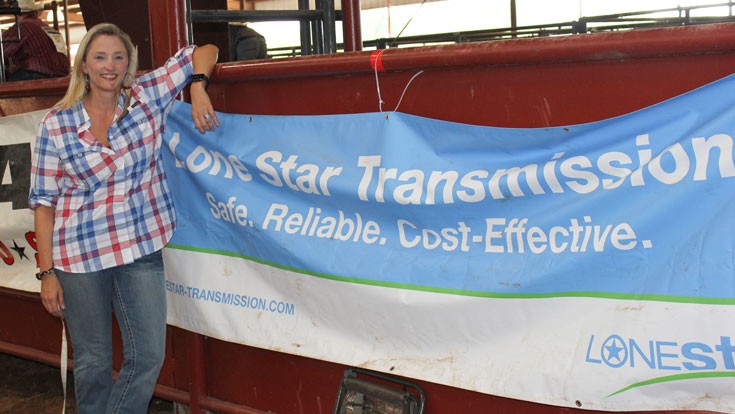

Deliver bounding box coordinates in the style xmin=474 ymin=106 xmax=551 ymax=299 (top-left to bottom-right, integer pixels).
xmin=189 ymin=9 xmax=326 ymax=23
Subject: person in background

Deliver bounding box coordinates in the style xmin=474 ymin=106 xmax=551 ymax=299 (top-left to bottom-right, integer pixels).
xmin=229 ymin=23 xmax=268 ymax=61
xmin=2 ymin=0 xmax=69 ymax=81
xmin=29 ymin=22 xmax=219 ymax=413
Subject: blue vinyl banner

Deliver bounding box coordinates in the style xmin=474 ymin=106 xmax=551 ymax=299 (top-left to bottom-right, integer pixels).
xmin=159 ymin=75 xmax=735 ymax=412
xmin=163 ymin=75 xmax=735 ymax=304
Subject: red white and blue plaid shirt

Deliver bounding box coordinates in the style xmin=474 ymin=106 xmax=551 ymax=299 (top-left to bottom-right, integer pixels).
xmin=29 ymin=46 xmax=196 ymax=273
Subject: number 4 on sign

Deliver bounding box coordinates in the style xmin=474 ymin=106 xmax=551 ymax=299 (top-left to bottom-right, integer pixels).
xmin=0 ymin=143 xmax=31 ymax=210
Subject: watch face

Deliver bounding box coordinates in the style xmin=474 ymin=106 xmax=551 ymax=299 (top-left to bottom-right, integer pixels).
xmin=192 ymin=74 xmax=208 ymax=82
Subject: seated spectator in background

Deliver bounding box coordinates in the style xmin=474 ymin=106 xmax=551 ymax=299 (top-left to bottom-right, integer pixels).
xmin=2 ymin=0 xmax=70 ymax=81
xmin=229 ymin=24 xmax=268 ymax=61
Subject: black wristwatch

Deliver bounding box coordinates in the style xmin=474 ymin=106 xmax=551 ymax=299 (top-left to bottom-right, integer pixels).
xmin=191 ymin=73 xmax=209 ymax=90
xmin=35 ymin=268 xmax=56 ymax=280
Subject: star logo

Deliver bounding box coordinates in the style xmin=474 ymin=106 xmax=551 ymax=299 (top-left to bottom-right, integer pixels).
xmin=602 ymin=335 xmax=627 ymax=368
xmin=10 ymin=240 xmax=29 ymax=260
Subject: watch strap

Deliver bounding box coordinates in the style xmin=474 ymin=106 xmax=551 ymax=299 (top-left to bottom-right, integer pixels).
xmin=191 ymin=73 xmax=209 ymax=89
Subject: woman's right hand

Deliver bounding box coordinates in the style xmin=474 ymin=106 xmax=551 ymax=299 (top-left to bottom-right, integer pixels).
xmin=190 ymin=82 xmax=219 ymax=134
xmin=190 ymin=44 xmax=220 ymax=134
xmin=40 ymin=275 xmax=65 ymax=318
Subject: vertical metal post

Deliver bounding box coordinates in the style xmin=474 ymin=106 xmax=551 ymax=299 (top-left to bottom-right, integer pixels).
xmin=62 ymin=0 xmax=70 ymax=59
xmin=0 ymin=27 xmax=5 ymax=83
xmin=148 ymin=0 xmax=187 ymax=74
xmin=298 ymin=0 xmax=311 ymax=55
xmin=188 ymin=331 xmax=206 ymax=414
xmin=510 ymin=0 xmax=517 ymax=38
xmin=186 ymin=0 xmax=193 ymax=45
xmin=342 ymin=0 xmax=362 ymax=52
xmin=50 ymin=1 xmax=58 ymax=30
xmin=322 ymin=0 xmax=336 ymax=53
xmin=313 ymin=0 xmax=324 ymax=54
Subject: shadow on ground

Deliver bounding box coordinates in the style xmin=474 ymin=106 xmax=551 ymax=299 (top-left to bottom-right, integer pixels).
xmin=0 ymin=352 xmax=174 ymax=413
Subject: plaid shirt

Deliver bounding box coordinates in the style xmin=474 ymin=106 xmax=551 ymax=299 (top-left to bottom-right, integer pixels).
xmin=29 ymin=46 xmax=196 ymax=273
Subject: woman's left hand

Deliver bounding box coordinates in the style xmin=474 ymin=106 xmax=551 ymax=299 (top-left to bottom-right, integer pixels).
xmin=191 ymin=82 xmax=219 ymax=134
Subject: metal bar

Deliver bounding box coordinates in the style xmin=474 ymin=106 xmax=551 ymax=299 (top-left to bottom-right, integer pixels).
xmin=322 ymin=0 xmax=336 ymax=53
xmin=62 ymin=0 xmax=69 ymax=60
xmin=0 ymin=341 xmax=65 ymax=369
xmin=342 ymin=0 xmax=362 ymax=52
xmin=48 ymin=1 xmax=58 ymax=30
xmin=298 ymin=0 xmax=311 ymax=55
xmin=190 ymin=9 xmax=322 ymax=23
xmin=188 ymin=331 xmax=205 ymax=413
xmin=579 ymin=1 xmax=735 ymax=22
xmin=264 ymin=0 xmax=735 ymax=57
xmin=313 ymin=0 xmax=323 ymax=54
xmin=148 ymin=0 xmax=187 ymax=67
xmin=186 ymin=0 xmax=193 ymax=45
xmin=213 ymin=23 xmax=735 ymax=81
xmin=0 ymin=74 xmax=67 ymax=95
xmin=0 ymin=27 xmax=5 ymax=83
xmin=155 ymin=385 xmax=270 ymax=414
xmin=200 ymin=397 xmax=272 ymax=414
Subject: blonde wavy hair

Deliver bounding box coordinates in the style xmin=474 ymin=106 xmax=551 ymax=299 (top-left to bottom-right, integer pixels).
xmin=57 ymin=23 xmax=138 ymax=109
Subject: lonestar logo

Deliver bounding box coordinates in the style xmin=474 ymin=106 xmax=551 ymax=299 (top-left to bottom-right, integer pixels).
xmin=585 ymin=334 xmax=735 ymax=396
xmin=600 ymin=335 xmax=627 ymax=368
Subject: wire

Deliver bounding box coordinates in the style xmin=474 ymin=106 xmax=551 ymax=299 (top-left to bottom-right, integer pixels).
xmin=389 ymin=0 xmax=428 ymax=49
xmin=375 ymin=0 xmax=427 ymax=112
xmin=394 ymin=70 xmax=424 ymax=112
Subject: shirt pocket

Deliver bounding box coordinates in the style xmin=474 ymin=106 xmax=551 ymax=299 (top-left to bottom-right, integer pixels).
xmin=60 ymin=148 xmax=120 ymax=190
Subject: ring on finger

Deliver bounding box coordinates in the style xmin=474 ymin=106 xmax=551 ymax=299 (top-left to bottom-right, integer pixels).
xmin=204 ymin=114 xmax=212 ymax=121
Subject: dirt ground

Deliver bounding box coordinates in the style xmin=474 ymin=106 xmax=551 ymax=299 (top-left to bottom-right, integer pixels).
xmin=0 ymin=352 xmax=175 ymax=414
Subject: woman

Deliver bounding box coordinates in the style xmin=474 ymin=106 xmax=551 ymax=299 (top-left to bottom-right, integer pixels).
xmin=29 ymin=23 xmax=219 ymax=413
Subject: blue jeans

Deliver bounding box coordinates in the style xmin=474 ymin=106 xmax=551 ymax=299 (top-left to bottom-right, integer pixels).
xmin=56 ymin=250 xmax=166 ymax=414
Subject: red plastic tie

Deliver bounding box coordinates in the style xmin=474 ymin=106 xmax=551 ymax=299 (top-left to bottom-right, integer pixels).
xmin=370 ymin=50 xmax=386 ymax=72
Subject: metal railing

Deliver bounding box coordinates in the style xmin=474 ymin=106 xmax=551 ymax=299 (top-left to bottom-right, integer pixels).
xmin=186 ymin=0 xmax=339 ymax=56
xmin=267 ymin=1 xmax=735 ymax=58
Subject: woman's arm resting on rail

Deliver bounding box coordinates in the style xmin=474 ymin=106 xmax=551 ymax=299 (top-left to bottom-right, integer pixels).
xmin=191 ymin=44 xmax=220 ymax=134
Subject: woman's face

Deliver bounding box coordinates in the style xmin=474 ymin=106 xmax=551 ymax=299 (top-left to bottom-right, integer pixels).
xmin=82 ymin=34 xmax=129 ymax=95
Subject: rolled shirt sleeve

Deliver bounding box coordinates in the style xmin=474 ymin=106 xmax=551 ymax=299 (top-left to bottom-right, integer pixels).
xmin=29 ymin=116 xmax=63 ymax=209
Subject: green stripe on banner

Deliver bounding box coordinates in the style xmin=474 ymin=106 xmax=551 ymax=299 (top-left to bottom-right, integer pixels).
xmin=166 ymin=244 xmax=735 ymax=305
xmin=607 ymin=371 xmax=735 ymax=397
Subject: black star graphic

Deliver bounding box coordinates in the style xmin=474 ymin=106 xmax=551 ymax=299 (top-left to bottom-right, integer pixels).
xmin=11 ymin=240 xmax=29 ymax=260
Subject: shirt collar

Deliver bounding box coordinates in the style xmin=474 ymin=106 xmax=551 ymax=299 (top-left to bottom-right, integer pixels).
xmin=72 ymin=99 xmax=90 ymax=136
xmin=73 ymin=88 xmax=144 ymax=129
